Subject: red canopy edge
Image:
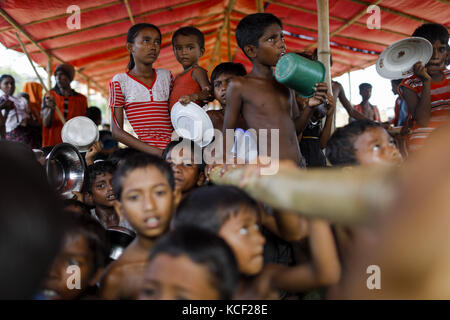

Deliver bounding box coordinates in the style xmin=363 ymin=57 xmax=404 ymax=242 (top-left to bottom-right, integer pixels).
xmin=0 ymin=0 xmax=448 ymax=97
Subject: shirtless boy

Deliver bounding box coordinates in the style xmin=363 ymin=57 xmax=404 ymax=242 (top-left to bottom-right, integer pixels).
xmin=224 ymin=13 xmax=328 ymax=166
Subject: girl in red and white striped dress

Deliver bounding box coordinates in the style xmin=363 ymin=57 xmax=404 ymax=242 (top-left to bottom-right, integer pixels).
xmin=110 ymin=23 xmax=174 ymax=156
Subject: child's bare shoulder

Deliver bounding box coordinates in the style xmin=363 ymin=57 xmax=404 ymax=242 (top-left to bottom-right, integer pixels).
xmin=227 ymin=75 xmax=252 ymax=91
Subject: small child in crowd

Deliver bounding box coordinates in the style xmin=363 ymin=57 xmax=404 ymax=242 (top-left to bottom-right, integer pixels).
xmin=100 ymin=153 xmax=176 ymax=299
xmin=85 ymin=161 xmax=132 ymax=230
xmin=299 ymin=90 xmax=336 ymax=168
xmin=162 ymin=138 xmax=205 ymax=199
xmin=40 ymin=213 xmax=108 ymax=300
xmin=139 ymin=226 xmax=239 ymax=300
xmin=326 ymin=120 xmax=402 ymax=167
xmin=169 ymin=27 xmax=212 ymax=109
xmin=207 ymin=62 xmax=248 ymax=130
xmin=352 ymin=83 xmax=381 ymax=122
xmin=399 ymin=23 xmax=449 ymax=154
xmin=173 ymin=185 xmax=340 ymax=299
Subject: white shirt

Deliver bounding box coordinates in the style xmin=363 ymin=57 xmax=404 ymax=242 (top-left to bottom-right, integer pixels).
xmin=0 ymin=89 xmax=30 ymax=133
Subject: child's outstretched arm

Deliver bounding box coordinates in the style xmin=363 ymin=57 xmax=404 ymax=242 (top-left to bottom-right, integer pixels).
xmin=401 ymin=61 xmax=431 ymax=127
xmin=320 ymin=91 xmax=336 ymax=149
xmin=271 ymin=219 xmax=341 ymax=292
xmin=111 ymin=106 xmax=163 ymax=157
xmin=179 ymin=67 xmax=213 ymax=105
xmin=334 ymin=82 xmax=368 ymax=120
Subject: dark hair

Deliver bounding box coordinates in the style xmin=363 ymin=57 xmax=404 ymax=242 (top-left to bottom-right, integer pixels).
xmin=113 ymin=152 xmax=175 ymax=200
xmin=236 ymin=13 xmax=282 ymax=59
xmin=87 ymin=161 xmax=116 ymax=194
xmin=108 ymin=147 xmax=140 ymax=167
xmin=326 ymin=120 xmax=381 ymax=166
xmin=63 ymin=199 xmax=91 ymax=216
xmin=210 ymin=62 xmax=247 ymax=84
xmin=359 ymin=83 xmax=372 ymax=91
xmin=162 ymin=138 xmax=205 ymax=172
xmin=172 ymin=26 xmax=205 ymax=49
xmin=0 ymin=74 xmax=14 ymax=84
xmin=391 ymin=79 xmax=402 ymax=86
xmin=127 ymin=23 xmax=162 ymax=70
xmin=65 ymin=212 xmax=109 ymax=277
xmin=0 ymin=141 xmax=67 ymax=299
xmin=85 ymin=106 xmax=102 ymax=124
xmin=149 ymin=226 xmax=239 ymax=299
xmin=173 ymin=185 xmax=259 ymax=233
xmin=412 ymin=23 xmax=449 ymax=46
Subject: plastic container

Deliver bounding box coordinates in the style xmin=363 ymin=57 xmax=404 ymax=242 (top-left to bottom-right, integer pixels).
xmin=275 ymin=52 xmax=326 ymax=98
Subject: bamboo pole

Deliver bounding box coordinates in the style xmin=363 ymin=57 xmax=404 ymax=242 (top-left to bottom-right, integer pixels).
xmin=316 ymin=0 xmax=335 ymax=133
xmin=123 ymin=0 xmax=135 ymax=25
xmin=348 ymin=71 xmax=352 ymax=103
xmin=210 ymin=164 xmax=396 ymax=224
xmin=316 ymin=1 xmax=332 ymax=93
xmin=227 ymin=13 xmax=232 ymax=61
xmin=87 ymin=80 xmax=90 ymax=105
xmin=47 ymin=57 xmax=52 ymax=91
xmin=208 ymin=0 xmax=237 ymax=72
xmin=15 ymin=32 xmax=66 ymax=124
xmin=256 ymin=0 xmax=264 ymax=13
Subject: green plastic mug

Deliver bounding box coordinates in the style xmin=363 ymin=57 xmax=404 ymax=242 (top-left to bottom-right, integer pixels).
xmin=275 ymin=52 xmax=326 ymax=98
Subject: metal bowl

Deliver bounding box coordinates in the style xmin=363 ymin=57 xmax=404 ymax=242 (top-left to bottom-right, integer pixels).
xmin=106 ymin=226 xmax=135 ymax=261
xmin=45 ymin=143 xmax=85 ymax=199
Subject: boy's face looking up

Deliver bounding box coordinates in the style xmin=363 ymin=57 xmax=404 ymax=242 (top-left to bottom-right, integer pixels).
xmin=114 ymin=166 xmax=174 ymax=239
xmin=218 ymin=206 xmax=265 ymax=276
xmin=166 ymin=148 xmax=203 ymax=194
xmin=353 ymin=127 xmax=402 ymax=166
xmin=43 ymin=234 xmax=95 ymax=300
xmin=213 ymin=73 xmax=234 ymax=107
xmin=426 ymin=40 xmax=447 ymax=74
xmin=139 ymin=253 xmax=220 ymax=300
xmin=90 ymin=172 xmax=116 ymax=208
xmin=173 ymin=34 xmax=204 ymax=69
xmin=247 ymin=23 xmax=286 ymax=66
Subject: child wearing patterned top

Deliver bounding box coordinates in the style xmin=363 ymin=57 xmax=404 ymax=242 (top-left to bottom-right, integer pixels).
xmin=110 ymin=23 xmax=174 ymax=156
xmin=400 ymin=23 xmax=449 ymax=154
xmin=168 ymin=27 xmax=212 ymax=110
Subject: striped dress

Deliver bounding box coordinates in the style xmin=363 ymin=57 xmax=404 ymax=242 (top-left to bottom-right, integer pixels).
xmin=109 ymin=69 xmax=174 ymax=149
xmin=400 ymin=69 xmax=450 ymax=154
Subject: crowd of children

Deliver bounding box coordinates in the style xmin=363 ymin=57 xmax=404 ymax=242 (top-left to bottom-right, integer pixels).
xmin=0 ymin=11 xmax=449 ymax=300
